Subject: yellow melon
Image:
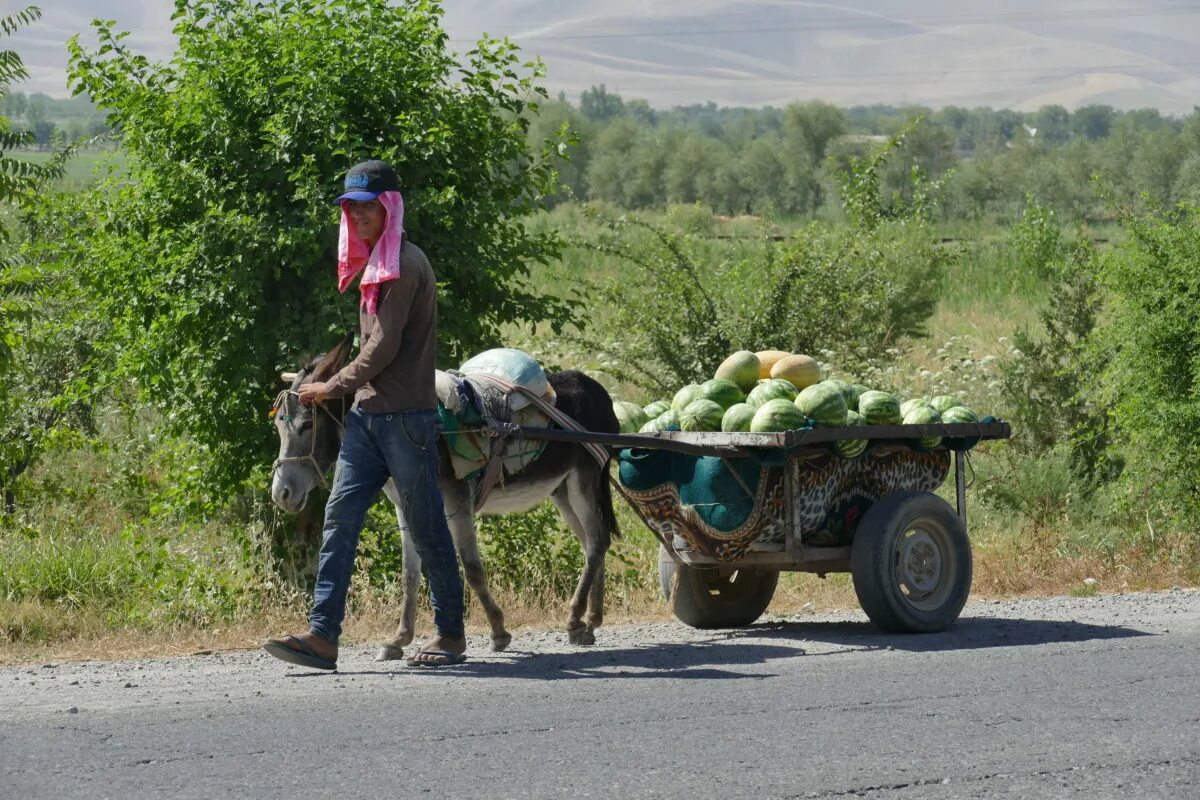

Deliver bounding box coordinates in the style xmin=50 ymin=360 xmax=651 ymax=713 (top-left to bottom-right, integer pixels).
xmin=754 ymin=350 xmax=792 ymax=379
xmin=770 ymin=353 xmax=821 ymax=389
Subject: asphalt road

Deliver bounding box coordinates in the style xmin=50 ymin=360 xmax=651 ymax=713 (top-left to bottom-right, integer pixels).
xmin=2 ymin=590 xmax=1198 ymax=799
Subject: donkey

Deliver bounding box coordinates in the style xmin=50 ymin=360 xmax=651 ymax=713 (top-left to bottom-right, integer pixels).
xmin=269 ymin=337 xmax=621 ymax=659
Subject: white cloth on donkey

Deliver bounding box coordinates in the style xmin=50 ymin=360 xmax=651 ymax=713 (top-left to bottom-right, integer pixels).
xmin=457 ymin=348 xmax=556 ymax=410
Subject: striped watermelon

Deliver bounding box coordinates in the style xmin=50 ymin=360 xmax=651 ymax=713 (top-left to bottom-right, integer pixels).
xmin=900 ymin=397 xmax=930 ymax=418
xmin=641 ymin=409 xmax=681 ymax=432
xmin=941 ymin=405 xmax=981 ymax=450
xmin=642 ymin=400 xmax=671 ymax=419
xmin=747 ymin=378 xmax=798 ymax=409
xmin=833 ymin=410 xmax=869 ymax=459
xmin=930 ymin=395 xmax=962 ymax=414
xmin=858 ymin=391 xmax=902 ymax=425
xmin=941 ymin=405 xmax=979 ymax=424
xmin=750 ymin=398 xmax=808 ymax=432
xmin=825 ymin=379 xmax=857 ymax=410
xmin=612 ymin=401 xmax=648 ymax=434
xmin=699 ymin=378 xmax=745 ymax=410
xmin=903 ymin=404 xmax=942 ymax=449
xmin=671 ymin=384 xmax=704 ymax=413
xmin=851 ymin=384 xmax=871 ymax=409
xmin=680 ymin=399 xmax=725 ymax=432
xmin=795 ymin=381 xmax=849 ymax=427
xmin=721 ymin=402 xmax=756 ymax=432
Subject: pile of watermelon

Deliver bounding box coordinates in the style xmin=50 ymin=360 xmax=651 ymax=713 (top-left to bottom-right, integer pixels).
xmin=610 ymin=349 xmax=986 ymax=458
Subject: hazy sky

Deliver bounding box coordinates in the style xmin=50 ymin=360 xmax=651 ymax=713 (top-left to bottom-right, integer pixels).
xmin=11 ymin=1 xmax=1200 ymax=111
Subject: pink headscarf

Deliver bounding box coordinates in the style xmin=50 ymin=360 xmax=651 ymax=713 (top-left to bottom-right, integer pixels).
xmin=337 ymin=190 xmax=405 ymax=315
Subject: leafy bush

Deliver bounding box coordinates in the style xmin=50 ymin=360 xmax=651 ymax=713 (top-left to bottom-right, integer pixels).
xmin=0 ymin=7 xmax=100 ymax=509
xmin=477 ymin=502 xmax=584 ymax=600
xmin=573 ymin=134 xmax=947 ymax=392
xmin=1011 ymin=195 xmax=1067 ymax=279
xmin=975 ymin=443 xmax=1090 ymax=532
xmin=998 ymin=209 xmax=1116 ymax=487
xmin=1093 ymin=200 xmax=1200 ymax=522
xmin=59 ymin=0 xmax=573 ymax=501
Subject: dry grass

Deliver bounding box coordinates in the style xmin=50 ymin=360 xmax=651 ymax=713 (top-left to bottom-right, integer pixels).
xmin=5 ymin=537 xmax=1194 ymax=667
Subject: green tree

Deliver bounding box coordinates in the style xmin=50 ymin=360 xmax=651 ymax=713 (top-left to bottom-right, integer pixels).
xmin=1 ymin=4 xmax=46 ymax=380
xmin=782 ymin=101 xmax=846 ymax=164
xmin=662 ymin=131 xmax=730 ymax=207
xmin=580 ymin=84 xmax=626 ymax=123
xmin=583 ymin=117 xmax=667 ymax=208
xmin=3 ymin=89 xmax=25 ymax=119
xmin=1072 ymin=104 xmax=1115 ymax=141
xmin=62 ymin=0 xmax=574 ymax=502
xmin=931 ymin=105 xmax=970 ymax=150
xmin=0 ymin=7 xmax=45 ymax=207
xmin=525 ymin=96 xmax=589 ymax=204
xmin=0 ymin=5 xmax=94 ymax=509
xmin=1032 ymin=104 xmax=1071 ymax=145
xmin=1093 ymin=200 xmax=1200 ymax=521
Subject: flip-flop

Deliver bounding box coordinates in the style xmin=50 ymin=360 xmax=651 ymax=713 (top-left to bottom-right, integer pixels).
xmin=263 ymin=635 xmax=337 ymax=671
xmin=405 ymin=648 xmax=468 ymax=668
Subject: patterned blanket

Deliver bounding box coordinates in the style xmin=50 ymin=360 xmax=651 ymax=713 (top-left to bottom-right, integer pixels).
xmin=436 ymin=373 xmax=549 ymax=482
xmin=617 ymin=445 xmax=951 ymax=561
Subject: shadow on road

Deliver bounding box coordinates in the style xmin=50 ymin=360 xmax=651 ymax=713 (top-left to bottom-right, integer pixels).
xmin=736 ymin=614 xmax=1151 ymax=653
xmin=290 ymin=616 xmax=1151 ymax=680
xmin=317 ymin=639 xmax=803 ymax=681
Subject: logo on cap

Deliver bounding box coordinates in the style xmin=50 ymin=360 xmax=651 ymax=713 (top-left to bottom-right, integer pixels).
xmin=346 ymin=173 xmax=371 ymax=190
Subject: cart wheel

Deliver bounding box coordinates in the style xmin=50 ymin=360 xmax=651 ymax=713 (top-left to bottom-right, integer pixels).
xmin=851 ymin=491 xmax=972 ymax=633
xmin=667 ymin=562 xmax=779 ymax=629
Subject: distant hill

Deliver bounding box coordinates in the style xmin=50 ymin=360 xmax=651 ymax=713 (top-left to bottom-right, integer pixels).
xmin=17 ymin=0 xmax=1200 ymax=113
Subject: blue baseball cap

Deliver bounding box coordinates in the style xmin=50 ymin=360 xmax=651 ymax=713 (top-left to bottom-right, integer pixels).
xmin=335 ymin=159 xmax=400 ymax=202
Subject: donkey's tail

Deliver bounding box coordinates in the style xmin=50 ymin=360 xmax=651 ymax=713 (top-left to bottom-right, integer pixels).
xmin=600 ymin=459 xmax=622 ymax=539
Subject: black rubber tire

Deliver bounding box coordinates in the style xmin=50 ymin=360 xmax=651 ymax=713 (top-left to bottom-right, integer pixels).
xmin=851 ymin=490 xmax=972 ymax=633
xmin=667 ymin=562 xmax=779 ymax=629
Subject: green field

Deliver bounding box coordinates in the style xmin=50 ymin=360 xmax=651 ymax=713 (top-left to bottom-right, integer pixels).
xmin=9 ymin=148 xmax=126 ymax=192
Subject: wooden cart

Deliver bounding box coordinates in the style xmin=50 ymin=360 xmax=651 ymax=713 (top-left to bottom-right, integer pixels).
xmin=522 ymin=421 xmax=1010 ymax=633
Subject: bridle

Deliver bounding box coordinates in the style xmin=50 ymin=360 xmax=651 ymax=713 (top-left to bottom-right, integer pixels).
xmin=270 ymin=389 xmax=347 ymax=491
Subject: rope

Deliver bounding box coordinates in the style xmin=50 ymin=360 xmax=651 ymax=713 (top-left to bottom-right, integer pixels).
xmin=270 ymin=371 xmax=610 ymax=515
xmin=467 ymin=372 xmax=610 ymax=469
xmin=269 ymin=389 xmax=347 ymax=491
xmin=451 ymin=372 xmax=611 ymax=512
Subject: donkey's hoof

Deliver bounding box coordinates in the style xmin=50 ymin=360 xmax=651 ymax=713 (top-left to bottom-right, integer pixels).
xmin=491 ymin=632 xmax=513 ymax=653
xmin=567 ymin=625 xmax=596 ymax=646
xmin=375 ymin=643 xmax=406 ymax=662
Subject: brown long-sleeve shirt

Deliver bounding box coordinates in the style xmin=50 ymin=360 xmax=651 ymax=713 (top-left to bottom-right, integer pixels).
xmin=324 ymin=241 xmax=439 ymax=413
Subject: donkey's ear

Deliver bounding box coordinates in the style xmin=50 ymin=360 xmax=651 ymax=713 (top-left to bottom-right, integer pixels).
xmin=310 ymin=333 xmax=355 ymax=381
xmin=280 ymin=371 xmax=299 ymax=384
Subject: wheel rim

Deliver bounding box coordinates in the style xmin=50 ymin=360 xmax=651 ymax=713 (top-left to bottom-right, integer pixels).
xmin=892 ymin=518 xmax=956 ymax=612
xmin=695 ymin=569 xmax=762 ymax=604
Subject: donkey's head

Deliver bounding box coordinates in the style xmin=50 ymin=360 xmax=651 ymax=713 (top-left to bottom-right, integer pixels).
xmin=269 ymin=335 xmax=354 ymax=513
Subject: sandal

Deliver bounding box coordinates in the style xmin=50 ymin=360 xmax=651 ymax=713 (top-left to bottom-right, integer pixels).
xmin=263 ymin=634 xmax=337 ymax=671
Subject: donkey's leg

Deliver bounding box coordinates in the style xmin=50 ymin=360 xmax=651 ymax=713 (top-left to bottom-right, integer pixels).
xmin=444 ymin=479 xmax=512 ymax=652
xmin=551 ymin=469 xmax=611 ymax=646
xmin=377 ymin=480 xmax=422 ymax=661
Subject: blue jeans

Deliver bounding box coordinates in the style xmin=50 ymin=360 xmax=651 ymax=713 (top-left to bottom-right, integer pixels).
xmin=309 ymin=408 xmax=464 ymax=643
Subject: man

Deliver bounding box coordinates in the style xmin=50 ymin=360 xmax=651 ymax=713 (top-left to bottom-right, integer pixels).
xmin=264 ymin=159 xmax=466 ymax=670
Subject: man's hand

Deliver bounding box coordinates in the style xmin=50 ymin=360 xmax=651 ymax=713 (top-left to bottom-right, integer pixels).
xmin=298 ymin=381 xmax=331 ymax=405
